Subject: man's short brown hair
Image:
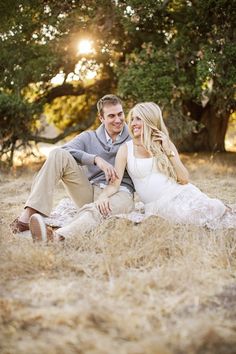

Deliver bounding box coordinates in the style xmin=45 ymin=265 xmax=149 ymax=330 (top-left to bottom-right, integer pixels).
xmin=97 ymin=94 xmax=123 ymax=116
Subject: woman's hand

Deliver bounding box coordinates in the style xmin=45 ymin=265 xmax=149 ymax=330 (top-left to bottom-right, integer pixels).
xmin=96 ymin=197 xmax=112 ymax=218
xmin=152 ymin=130 xmax=171 ymax=153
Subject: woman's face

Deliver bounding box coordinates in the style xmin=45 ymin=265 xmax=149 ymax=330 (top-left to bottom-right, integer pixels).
xmin=130 ymin=115 xmax=143 ymax=138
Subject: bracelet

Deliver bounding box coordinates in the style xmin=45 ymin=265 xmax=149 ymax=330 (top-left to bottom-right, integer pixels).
xmin=166 ymin=150 xmax=175 ymax=159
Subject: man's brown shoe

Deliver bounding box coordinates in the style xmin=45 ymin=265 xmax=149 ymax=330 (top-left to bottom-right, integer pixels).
xmin=29 ymin=214 xmax=54 ymax=242
xmin=10 ymin=218 xmax=29 ymax=234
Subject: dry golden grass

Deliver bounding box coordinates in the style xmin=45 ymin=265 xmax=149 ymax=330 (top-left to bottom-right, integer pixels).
xmin=0 ymin=152 xmax=236 ymax=354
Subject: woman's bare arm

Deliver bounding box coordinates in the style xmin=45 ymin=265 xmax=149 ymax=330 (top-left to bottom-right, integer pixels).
xmin=96 ymin=144 xmax=128 ymax=216
xmin=153 ymin=130 xmax=189 ymax=184
xmin=167 ymin=142 xmax=189 ymax=184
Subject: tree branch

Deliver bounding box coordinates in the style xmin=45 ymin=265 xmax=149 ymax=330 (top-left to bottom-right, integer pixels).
xmin=28 ymin=105 xmax=97 ymax=144
xmin=36 ymin=78 xmax=112 ymax=104
xmin=160 ymin=0 xmax=171 ymax=10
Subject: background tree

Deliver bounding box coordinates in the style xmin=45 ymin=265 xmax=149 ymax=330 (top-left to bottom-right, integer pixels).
xmin=116 ymin=0 xmax=236 ymax=151
xmin=0 ymin=0 xmax=118 ymax=164
xmin=0 ymin=0 xmax=235 ymax=166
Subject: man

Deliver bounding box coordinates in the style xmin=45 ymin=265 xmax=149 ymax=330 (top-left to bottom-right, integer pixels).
xmin=11 ymin=94 xmax=134 ymax=239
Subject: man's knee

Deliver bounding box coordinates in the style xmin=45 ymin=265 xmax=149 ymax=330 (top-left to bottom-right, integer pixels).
xmin=79 ymin=202 xmax=101 ymax=220
xmin=110 ymin=192 xmax=134 ymax=215
xmin=48 ymin=147 xmax=70 ymax=160
xmin=46 ymin=148 xmax=77 ymax=170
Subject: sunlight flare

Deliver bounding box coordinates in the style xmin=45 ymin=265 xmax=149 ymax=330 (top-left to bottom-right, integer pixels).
xmin=51 ymin=72 xmax=65 ymax=85
xmin=77 ymin=39 xmax=93 ymax=55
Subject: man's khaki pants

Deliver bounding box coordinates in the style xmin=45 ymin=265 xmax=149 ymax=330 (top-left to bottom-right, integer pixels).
xmin=26 ymin=148 xmax=134 ymax=238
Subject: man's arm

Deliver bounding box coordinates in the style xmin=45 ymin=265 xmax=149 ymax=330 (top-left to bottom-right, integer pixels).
xmin=62 ymin=131 xmax=118 ymax=183
xmin=62 ymin=132 xmax=96 ymax=165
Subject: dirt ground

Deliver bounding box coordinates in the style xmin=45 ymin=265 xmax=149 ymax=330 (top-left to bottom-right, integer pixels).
xmin=0 ymin=152 xmax=236 ymax=354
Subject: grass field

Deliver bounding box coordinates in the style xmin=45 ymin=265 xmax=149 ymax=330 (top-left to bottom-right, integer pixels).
xmin=0 ymin=152 xmax=236 ymax=354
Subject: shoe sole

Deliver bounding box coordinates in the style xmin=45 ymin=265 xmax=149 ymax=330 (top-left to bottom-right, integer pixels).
xmin=30 ymin=214 xmax=47 ymax=242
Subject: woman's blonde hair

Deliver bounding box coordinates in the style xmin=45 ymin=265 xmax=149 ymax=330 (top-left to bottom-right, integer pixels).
xmin=128 ymin=102 xmax=177 ymax=180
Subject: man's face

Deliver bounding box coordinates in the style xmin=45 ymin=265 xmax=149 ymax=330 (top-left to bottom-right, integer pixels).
xmin=99 ymin=103 xmax=125 ymax=139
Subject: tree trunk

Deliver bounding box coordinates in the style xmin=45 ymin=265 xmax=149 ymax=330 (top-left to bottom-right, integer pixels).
xmin=181 ymin=101 xmax=230 ymax=152
xmin=198 ymin=104 xmax=229 ymax=151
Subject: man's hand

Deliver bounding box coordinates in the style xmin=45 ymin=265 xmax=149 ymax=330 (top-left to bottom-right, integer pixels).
xmin=96 ymin=197 xmax=112 ymax=217
xmin=94 ymin=156 xmax=119 ymax=183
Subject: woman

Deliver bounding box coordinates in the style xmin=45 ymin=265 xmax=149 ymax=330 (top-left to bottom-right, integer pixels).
xmin=97 ymin=102 xmax=235 ymax=229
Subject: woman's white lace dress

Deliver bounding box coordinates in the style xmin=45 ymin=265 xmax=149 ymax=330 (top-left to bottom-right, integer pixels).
xmin=126 ymin=140 xmax=236 ymax=229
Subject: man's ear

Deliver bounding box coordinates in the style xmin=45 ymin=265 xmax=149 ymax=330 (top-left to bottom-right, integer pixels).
xmin=99 ymin=114 xmax=104 ymax=123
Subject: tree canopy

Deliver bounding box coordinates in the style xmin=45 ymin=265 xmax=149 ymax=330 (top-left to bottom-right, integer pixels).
xmin=0 ymin=0 xmax=235 ymax=164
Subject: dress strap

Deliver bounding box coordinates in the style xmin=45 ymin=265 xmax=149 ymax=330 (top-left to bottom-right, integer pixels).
xmin=126 ymin=139 xmax=133 ymax=157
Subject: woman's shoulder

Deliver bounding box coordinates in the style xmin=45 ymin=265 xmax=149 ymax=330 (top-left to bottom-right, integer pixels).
xmin=125 ymin=139 xmax=133 ymax=149
xmin=118 ymin=140 xmax=134 ymax=163
xmin=116 ymin=142 xmax=128 ymax=162
xmin=118 ymin=142 xmax=128 ymax=154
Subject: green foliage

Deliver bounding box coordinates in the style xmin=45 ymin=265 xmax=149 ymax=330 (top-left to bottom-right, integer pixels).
xmin=117 ymin=45 xmax=175 ymax=104
xmin=0 ymin=92 xmax=34 ymax=139
xmin=0 ymin=1 xmax=63 ymax=90
xmin=0 ymin=91 xmax=38 ymax=163
xmin=116 ymin=0 xmax=236 ymax=150
xmin=0 ymin=0 xmax=118 ymax=164
xmin=118 ymin=0 xmax=236 ymax=105
xmin=44 ymin=94 xmax=98 ymax=130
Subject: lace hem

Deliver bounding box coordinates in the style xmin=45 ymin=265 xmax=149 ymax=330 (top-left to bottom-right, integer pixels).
xmin=44 ymin=197 xmax=236 ymax=230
